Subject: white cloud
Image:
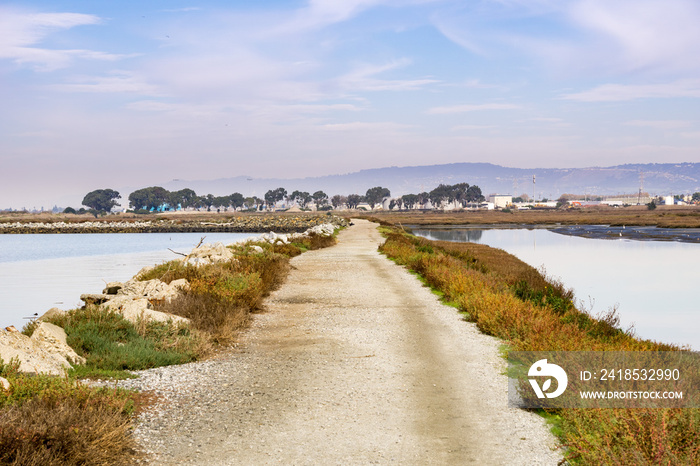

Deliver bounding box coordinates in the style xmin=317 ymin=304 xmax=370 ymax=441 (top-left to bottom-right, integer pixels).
xmin=434 ymin=0 xmax=700 ymax=78
xmin=49 ymin=72 xmax=158 ymax=94
xmin=271 ymin=0 xmax=390 ymax=34
xmin=0 ymin=8 xmax=125 ymax=71
xmin=569 ymin=0 xmax=700 ymax=74
xmin=561 ymin=80 xmax=700 ymax=102
xmin=427 ymin=103 xmax=521 ymax=114
xmin=336 ymin=59 xmax=438 ymax=92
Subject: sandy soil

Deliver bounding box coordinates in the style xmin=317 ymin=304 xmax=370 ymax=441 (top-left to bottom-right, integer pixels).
xmin=129 ymin=219 xmax=563 ymax=465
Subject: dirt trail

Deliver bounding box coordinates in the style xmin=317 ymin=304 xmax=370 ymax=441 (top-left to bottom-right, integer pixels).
xmin=137 ymin=219 xmax=562 ymax=465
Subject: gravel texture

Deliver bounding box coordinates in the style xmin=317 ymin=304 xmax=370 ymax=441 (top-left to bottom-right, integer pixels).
xmin=113 ymin=219 xmax=563 ymax=465
xmin=0 ymin=214 xmax=347 ymax=234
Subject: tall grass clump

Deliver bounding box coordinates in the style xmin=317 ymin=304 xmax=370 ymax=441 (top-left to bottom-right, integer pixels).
xmin=149 ymin=249 xmax=289 ymax=343
xmin=0 ymin=358 xmax=141 ymax=465
xmin=378 ymin=227 xmax=698 ymax=464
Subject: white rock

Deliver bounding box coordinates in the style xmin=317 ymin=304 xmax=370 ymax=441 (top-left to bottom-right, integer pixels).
xmin=0 ymin=328 xmax=72 ymax=377
xmin=101 ymin=296 xmax=190 ymax=325
xmin=184 ymin=242 xmax=234 ymax=266
xmin=0 ymin=376 xmax=9 ymax=391
xmin=134 ymin=265 xmax=155 ymax=280
xmin=118 ymin=278 xmax=182 ymax=302
xmin=31 ymin=322 xmax=86 ymax=366
xmin=170 ymin=278 xmax=190 ymax=291
xmin=39 ymin=307 xmax=67 ymax=322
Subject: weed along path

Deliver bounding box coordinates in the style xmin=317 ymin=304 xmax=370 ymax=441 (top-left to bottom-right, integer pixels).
xmin=130 ymin=219 xmax=562 ymax=465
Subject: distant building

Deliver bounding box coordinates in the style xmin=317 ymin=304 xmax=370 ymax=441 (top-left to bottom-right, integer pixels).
xmin=488 ymin=195 xmax=512 ymax=209
xmin=601 ymin=193 xmax=652 ymax=206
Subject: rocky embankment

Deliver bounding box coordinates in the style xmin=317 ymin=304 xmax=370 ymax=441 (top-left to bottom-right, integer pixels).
xmin=0 ymin=222 xmax=342 ymax=390
xmin=0 ymin=214 xmax=346 ymax=234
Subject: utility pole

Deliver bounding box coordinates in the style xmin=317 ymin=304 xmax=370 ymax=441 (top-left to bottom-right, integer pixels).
xmin=532 ymin=175 xmax=536 ymax=202
xmin=637 ymin=171 xmax=644 ymax=205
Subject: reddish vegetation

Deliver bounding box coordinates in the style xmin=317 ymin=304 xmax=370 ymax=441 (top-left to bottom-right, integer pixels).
xmin=378 ymin=227 xmax=699 ymax=464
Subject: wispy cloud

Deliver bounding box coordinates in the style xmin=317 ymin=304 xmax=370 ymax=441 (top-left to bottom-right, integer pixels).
xmin=434 ymin=0 xmax=700 ymax=78
xmin=561 ymin=80 xmax=700 ymax=102
xmin=568 ymin=0 xmax=700 ymax=74
xmin=272 ymin=0 xmax=390 ymax=34
xmin=48 ymin=71 xmax=158 ymax=94
xmin=336 ymin=59 xmax=438 ymax=92
xmin=427 ymin=103 xmax=521 ymax=114
xmin=0 ymin=8 xmax=123 ymax=71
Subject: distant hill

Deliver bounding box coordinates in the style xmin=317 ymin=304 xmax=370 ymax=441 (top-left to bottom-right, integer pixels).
xmin=158 ymin=162 xmax=700 ymax=200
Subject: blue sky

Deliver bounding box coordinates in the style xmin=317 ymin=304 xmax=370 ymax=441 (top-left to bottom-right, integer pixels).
xmin=2 ymin=0 xmax=700 ymax=208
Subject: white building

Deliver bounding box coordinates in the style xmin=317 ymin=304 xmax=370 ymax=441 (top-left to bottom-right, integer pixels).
xmin=488 ymin=194 xmax=513 ymax=209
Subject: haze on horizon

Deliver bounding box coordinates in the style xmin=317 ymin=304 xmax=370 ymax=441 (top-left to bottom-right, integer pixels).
xmin=2 ymin=0 xmax=700 ymax=209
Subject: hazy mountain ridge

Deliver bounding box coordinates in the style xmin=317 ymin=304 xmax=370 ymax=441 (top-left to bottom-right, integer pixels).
xmin=160 ymin=162 xmax=700 ymax=201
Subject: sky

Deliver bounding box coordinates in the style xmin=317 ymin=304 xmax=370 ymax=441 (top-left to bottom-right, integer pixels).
xmin=2 ymin=0 xmax=700 ymax=209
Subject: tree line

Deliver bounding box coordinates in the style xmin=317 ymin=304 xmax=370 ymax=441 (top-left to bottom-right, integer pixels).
xmin=75 ymin=182 xmax=485 ymax=214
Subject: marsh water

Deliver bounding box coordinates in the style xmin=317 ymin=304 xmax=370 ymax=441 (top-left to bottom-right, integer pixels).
xmin=0 ymin=232 xmax=251 ymax=329
xmin=411 ymin=227 xmax=700 ymax=351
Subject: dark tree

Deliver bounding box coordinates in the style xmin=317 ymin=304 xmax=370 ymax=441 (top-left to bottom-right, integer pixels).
xmin=230 ymin=192 xmax=245 ymax=210
xmin=82 ymin=189 xmax=121 ymax=212
xmin=265 ymin=187 xmax=287 ymax=210
xmin=451 ymin=183 xmax=470 ymax=207
xmin=290 ymin=190 xmax=311 ymax=208
xmin=429 ymin=184 xmax=453 ymax=208
xmin=128 ymin=187 xmax=169 ymax=211
xmin=466 ymin=185 xmax=484 ymax=202
xmin=171 ymin=188 xmax=198 ymax=209
xmin=212 ymin=196 xmax=230 ymax=210
xmin=346 ymin=194 xmax=363 ymax=209
xmin=401 ymin=193 xmax=418 ymax=210
xmin=331 ymin=194 xmax=346 ymax=209
xmin=416 ymin=192 xmax=429 ymax=207
xmin=312 ymin=190 xmax=328 ymax=208
xmin=365 ymin=186 xmax=390 ymax=210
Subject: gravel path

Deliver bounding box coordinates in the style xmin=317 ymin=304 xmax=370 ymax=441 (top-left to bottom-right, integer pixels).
xmin=119 ymin=219 xmax=563 ymax=465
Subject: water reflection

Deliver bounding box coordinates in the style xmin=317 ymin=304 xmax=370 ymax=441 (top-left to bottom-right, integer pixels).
xmin=410 ymin=228 xmax=483 ymax=243
xmin=412 ymin=228 xmax=699 ymax=351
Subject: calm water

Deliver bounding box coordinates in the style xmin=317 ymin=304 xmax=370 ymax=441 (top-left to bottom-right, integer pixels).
xmin=412 ymin=227 xmax=700 ymax=351
xmin=0 ymin=233 xmax=252 ymax=328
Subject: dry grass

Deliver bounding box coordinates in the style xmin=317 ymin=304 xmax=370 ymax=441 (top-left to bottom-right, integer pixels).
xmin=147 ymin=232 xmax=336 ymax=344
xmin=0 ymin=396 xmax=138 ymax=466
xmin=0 ymin=360 xmax=140 ymax=466
xmin=378 ymin=227 xmax=698 ymax=464
xmin=361 ymin=205 xmax=700 ymax=228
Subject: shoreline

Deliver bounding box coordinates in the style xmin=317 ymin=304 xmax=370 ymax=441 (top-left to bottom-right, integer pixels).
xmin=407 ymin=223 xmax=700 ymax=243
xmin=0 ymin=215 xmax=337 ymax=234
